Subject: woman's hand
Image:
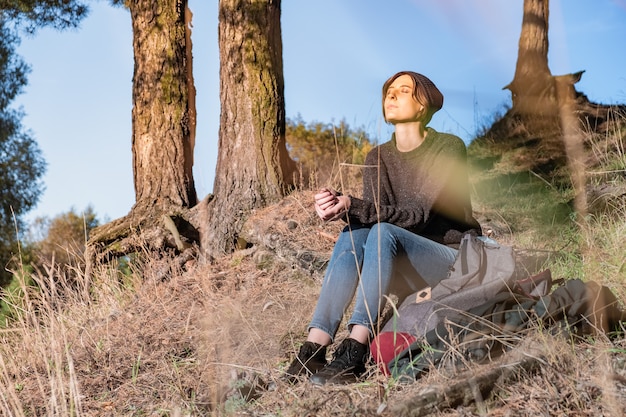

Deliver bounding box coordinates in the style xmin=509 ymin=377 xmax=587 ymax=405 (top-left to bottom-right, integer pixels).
xmin=314 ymin=188 xmax=350 ymax=221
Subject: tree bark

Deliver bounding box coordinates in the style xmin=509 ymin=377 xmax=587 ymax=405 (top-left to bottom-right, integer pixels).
xmin=202 ymin=0 xmax=297 ymax=257
xmin=505 ymin=0 xmax=556 ymax=116
xmin=130 ymin=0 xmax=197 ymax=211
xmin=86 ymin=0 xmax=199 ymax=278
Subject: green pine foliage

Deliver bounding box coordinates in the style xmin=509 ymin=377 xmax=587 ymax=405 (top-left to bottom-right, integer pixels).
xmin=0 ymin=1 xmax=89 ymax=287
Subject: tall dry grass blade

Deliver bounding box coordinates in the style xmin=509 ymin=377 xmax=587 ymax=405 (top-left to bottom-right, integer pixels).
xmin=556 ymin=78 xmax=588 ymax=225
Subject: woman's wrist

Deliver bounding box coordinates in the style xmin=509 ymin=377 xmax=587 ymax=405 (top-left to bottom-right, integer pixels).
xmin=338 ymin=195 xmax=351 ymax=212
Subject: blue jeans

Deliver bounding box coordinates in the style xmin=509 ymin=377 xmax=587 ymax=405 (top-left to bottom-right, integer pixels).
xmin=308 ymin=223 xmax=457 ymax=340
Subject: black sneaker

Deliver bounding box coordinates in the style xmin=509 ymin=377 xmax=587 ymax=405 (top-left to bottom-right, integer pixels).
xmin=309 ymin=338 xmax=369 ymax=385
xmin=284 ymin=342 xmax=327 ymax=383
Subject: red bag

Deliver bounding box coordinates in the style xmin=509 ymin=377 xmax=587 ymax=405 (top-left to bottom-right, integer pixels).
xmin=370 ymin=332 xmax=416 ymax=375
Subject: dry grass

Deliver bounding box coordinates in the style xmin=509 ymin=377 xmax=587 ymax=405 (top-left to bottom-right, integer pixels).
xmin=2 ymin=109 xmax=626 ymax=415
xmin=1 ymin=188 xmax=625 ymax=416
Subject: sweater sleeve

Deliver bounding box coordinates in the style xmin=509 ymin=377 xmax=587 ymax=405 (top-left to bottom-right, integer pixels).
xmin=345 ymin=144 xmax=430 ymax=229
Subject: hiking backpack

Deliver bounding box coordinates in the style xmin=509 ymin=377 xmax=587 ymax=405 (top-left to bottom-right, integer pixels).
xmin=371 ymin=234 xmax=551 ymax=374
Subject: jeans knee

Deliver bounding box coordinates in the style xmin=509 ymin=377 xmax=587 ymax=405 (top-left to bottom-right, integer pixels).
xmin=368 ymin=222 xmax=397 ymax=246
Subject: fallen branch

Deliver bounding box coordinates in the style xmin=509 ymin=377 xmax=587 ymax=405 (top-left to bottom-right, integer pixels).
xmin=392 ymin=343 xmax=546 ymax=417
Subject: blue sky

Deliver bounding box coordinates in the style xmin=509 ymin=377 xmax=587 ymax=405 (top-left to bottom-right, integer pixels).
xmin=13 ymin=0 xmax=626 ymax=224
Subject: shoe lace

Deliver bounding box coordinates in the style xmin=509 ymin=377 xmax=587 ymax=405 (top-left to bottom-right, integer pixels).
xmin=297 ymin=343 xmax=323 ymax=364
xmin=329 ymin=341 xmax=359 ymax=370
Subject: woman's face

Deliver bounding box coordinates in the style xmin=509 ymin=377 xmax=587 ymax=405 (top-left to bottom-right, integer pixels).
xmin=384 ymin=74 xmax=424 ymax=124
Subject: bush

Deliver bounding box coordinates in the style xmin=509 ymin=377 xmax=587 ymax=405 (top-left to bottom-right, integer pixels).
xmin=286 ymin=116 xmax=374 ymax=192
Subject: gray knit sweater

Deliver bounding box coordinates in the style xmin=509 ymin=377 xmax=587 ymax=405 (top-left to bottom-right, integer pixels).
xmin=346 ymin=128 xmax=481 ymax=245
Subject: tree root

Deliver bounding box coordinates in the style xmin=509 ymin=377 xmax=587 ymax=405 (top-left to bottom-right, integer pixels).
xmin=84 ymin=205 xmax=201 ymax=293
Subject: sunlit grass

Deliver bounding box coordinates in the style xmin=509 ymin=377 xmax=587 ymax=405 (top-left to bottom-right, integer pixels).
xmin=1 ymin=108 xmax=625 ymax=415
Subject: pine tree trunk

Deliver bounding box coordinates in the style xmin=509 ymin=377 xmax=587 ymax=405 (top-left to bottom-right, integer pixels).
xmin=130 ymin=0 xmax=197 ymax=211
xmin=86 ymin=0 xmax=199 ymax=278
xmin=506 ymin=0 xmax=556 ymax=116
xmin=203 ymin=0 xmax=296 ymax=257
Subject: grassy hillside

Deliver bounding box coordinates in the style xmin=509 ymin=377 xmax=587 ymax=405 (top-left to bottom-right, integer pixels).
xmin=1 ymin=105 xmax=625 ymax=416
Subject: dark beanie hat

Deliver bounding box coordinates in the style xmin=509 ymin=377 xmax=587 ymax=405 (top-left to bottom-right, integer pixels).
xmin=383 ymin=71 xmax=444 ymax=119
xmin=409 ymin=71 xmax=444 ymax=113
